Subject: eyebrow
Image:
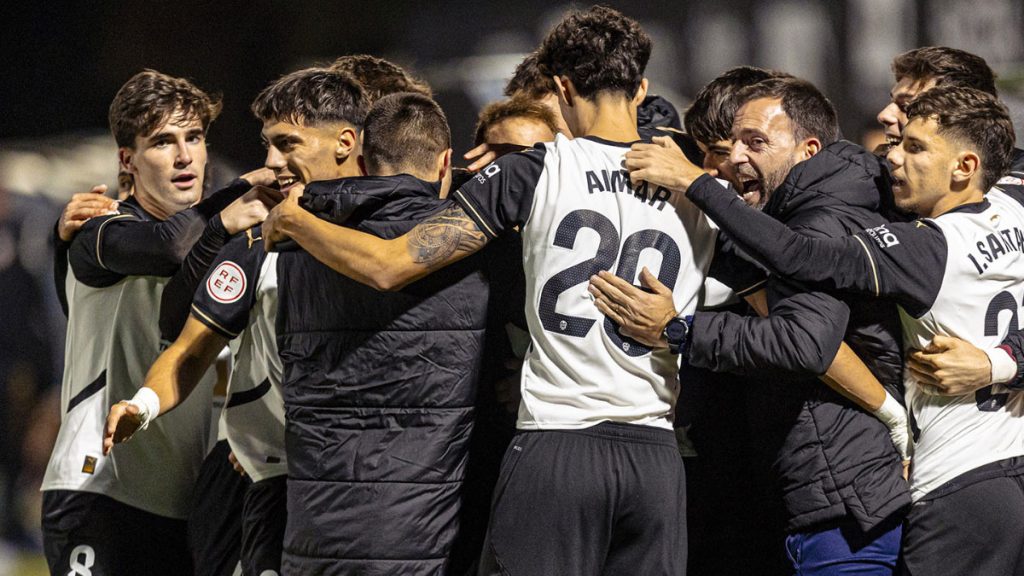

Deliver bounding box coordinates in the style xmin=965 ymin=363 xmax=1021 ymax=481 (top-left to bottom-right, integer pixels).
xmin=734 ymin=127 xmax=767 ymax=140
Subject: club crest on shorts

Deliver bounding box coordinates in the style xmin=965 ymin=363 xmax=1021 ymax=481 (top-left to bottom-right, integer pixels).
xmin=207 ymin=261 xmax=246 ymax=304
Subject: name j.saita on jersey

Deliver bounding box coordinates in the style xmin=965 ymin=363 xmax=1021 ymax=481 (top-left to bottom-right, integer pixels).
xmin=967 ymin=225 xmax=1024 ymax=274
xmin=585 ymin=169 xmax=671 ymax=211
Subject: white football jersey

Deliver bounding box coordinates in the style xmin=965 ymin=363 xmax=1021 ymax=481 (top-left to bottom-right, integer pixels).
xmin=191 ymin=237 xmax=286 ymax=483
xmin=904 ymin=188 xmax=1024 ymax=501
xmin=454 ymin=134 xmax=718 ymax=430
xmin=42 ymin=270 xmax=215 ymax=519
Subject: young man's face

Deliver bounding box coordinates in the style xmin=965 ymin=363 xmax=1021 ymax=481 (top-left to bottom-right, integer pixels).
xmin=123 ymin=112 xmax=207 ymax=219
xmin=261 ymin=119 xmax=359 ymax=195
xmin=886 ymin=116 xmax=962 ymax=218
xmin=877 ymin=75 xmax=937 ymax=146
xmin=729 ymin=97 xmax=806 ymax=209
xmin=697 ymin=139 xmax=743 ymax=197
xmin=484 ymin=117 xmax=557 ymax=147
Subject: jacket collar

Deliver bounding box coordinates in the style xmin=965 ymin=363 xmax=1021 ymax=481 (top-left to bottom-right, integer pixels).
xmin=763 ymin=141 xmax=885 ymax=221
xmin=301 ymin=174 xmax=442 ymax=226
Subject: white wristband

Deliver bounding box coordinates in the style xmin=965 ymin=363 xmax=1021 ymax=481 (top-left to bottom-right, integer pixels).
xmin=872 ymin=391 xmax=911 ymax=462
xmin=985 ymin=347 xmax=1017 ymax=385
xmin=126 ymin=387 xmax=161 ymax=431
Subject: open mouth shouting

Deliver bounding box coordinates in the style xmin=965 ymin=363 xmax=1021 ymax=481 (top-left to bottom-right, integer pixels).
xmin=737 ymin=176 xmax=763 ymax=207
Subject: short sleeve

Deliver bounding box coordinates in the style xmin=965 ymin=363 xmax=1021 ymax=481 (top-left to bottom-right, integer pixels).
xmin=190 ymin=228 xmax=267 ymax=339
xmin=451 ymin=146 xmax=547 ymax=239
xmin=854 ymin=221 xmax=947 ymax=317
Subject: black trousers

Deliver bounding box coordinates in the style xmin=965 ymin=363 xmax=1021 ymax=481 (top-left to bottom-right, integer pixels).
xmin=241 ymin=475 xmax=287 ymax=576
xmin=902 ymin=456 xmax=1024 ymax=576
xmin=478 ymin=422 xmax=687 ymax=576
xmin=189 ymin=439 xmax=249 ymax=576
xmin=42 ymin=490 xmax=192 ymax=576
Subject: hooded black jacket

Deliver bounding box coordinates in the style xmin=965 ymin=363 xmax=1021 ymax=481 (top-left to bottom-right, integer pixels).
xmin=689 ymin=141 xmax=911 ymax=533
xmin=276 ymin=175 xmax=495 ymax=575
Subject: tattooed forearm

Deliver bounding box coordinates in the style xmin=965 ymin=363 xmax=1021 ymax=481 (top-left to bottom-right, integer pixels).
xmin=407 ymin=205 xmax=487 ymax=265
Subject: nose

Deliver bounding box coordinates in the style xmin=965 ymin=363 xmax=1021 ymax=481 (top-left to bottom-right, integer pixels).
xmin=886 ymin=141 xmax=904 ymax=168
xmin=877 ymin=102 xmax=900 ymax=133
xmin=729 ymin=141 xmax=749 ymax=167
xmin=265 ymin=145 xmax=286 ymax=170
xmin=174 ymin=139 xmax=193 ymax=167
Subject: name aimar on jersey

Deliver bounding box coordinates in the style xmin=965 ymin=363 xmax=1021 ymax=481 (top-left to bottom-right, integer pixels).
xmin=967 ymin=225 xmax=1024 ymax=274
xmin=585 ymin=169 xmax=671 ymax=211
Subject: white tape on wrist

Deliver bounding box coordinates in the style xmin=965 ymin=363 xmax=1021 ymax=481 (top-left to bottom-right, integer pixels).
xmin=126 ymin=387 xmax=161 ymax=431
xmin=985 ymin=347 xmax=1016 ymax=385
xmin=872 ymin=391 xmax=911 ymax=461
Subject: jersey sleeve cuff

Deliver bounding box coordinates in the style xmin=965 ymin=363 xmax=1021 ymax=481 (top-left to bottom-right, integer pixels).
xmin=987 ymin=346 xmax=1018 ymax=385
xmin=451 ymin=189 xmax=499 ymax=240
xmin=190 ymin=304 xmax=240 ymax=339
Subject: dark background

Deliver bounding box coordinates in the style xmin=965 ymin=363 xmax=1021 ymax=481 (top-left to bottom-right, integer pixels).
xmin=3 ymin=0 xmax=1022 ymax=171
xmin=0 ymin=1 xmax=1021 ymax=571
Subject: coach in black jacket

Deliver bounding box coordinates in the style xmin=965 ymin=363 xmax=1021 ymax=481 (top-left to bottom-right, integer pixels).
xmin=689 ymin=140 xmax=910 ymax=531
xmin=595 ymin=78 xmax=910 ymax=573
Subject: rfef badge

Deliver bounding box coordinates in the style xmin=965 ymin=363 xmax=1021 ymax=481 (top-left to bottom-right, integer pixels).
xmin=207 ymin=261 xmax=246 ymax=304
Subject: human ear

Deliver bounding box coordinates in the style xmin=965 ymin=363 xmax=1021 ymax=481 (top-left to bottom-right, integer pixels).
xmin=951 ymin=151 xmax=981 ymax=185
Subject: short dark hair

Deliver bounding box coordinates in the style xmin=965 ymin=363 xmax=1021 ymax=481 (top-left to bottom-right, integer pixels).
xmin=906 ymin=85 xmax=1015 ymax=191
xmin=504 ymin=52 xmax=555 ymax=99
xmin=108 ymin=69 xmax=222 ymax=148
xmin=474 ymin=97 xmax=559 ymax=146
xmin=362 ymin=92 xmax=451 ymax=176
xmin=535 ymin=6 xmax=651 ymax=100
xmin=329 ymin=54 xmax=432 ymax=104
xmin=736 ymin=77 xmax=840 ymax=145
xmin=891 ymin=46 xmax=997 ymax=96
xmin=684 ymin=66 xmax=789 ymax=145
xmin=251 ymin=67 xmax=369 ymax=128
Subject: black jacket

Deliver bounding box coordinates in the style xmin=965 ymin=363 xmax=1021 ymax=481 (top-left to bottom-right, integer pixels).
xmin=276 ymin=175 xmax=493 ymax=575
xmin=690 ymin=141 xmax=910 ymax=533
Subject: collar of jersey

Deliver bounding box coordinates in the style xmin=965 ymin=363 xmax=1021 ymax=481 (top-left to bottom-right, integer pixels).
xmin=581 ymin=135 xmax=644 ymax=148
xmin=942 ymin=198 xmax=991 ymax=216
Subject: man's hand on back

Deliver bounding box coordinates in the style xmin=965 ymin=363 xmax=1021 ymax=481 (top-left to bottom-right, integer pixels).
xmin=909 ymin=335 xmax=992 ymax=396
xmin=624 ymin=136 xmax=705 ymax=192
xmin=588 ymin=267 xmax=677 ymax=348
xmin=58 ymin=185 xmax=119 ymax=242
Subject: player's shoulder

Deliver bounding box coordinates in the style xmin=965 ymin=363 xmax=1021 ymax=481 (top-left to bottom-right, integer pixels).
xmin=466 ymin=143 xmax=549 ymax=190
xmin=216 ymin=226 xmax=268 ymax=271
xmin=860 ymin=219 xmax=944 ymax=253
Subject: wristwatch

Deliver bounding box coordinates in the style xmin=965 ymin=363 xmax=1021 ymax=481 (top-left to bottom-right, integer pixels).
xmin=663 ymin=316 xmax=691 ymax=356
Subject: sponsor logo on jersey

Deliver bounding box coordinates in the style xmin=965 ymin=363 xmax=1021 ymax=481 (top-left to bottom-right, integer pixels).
xmin=207 ymin=261 xmax=247 ymax=304
xmin=81 ymin=455 xmax=97 ymax=474
xmin=475 ymin=163 xmax=501 ymax=184
xmin=865 ymin=224 xmax=900 ymax=248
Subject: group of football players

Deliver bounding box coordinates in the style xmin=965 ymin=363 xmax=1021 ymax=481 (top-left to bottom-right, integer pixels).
xmin=41 ymin=4 xmax=1024 ymax=576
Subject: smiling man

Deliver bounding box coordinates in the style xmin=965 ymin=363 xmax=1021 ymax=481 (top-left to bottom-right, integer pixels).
xmin=104 ymin=67 xmax=367 ymax=576
xmin=677 ymin=86 xmax=1024 ymax=576
xmin=39 ymin=69 xmax=264 ymax=576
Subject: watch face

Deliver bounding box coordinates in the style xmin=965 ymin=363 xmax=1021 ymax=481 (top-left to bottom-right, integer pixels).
xmin=666 ymin=319 xmax=686 ymax=340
